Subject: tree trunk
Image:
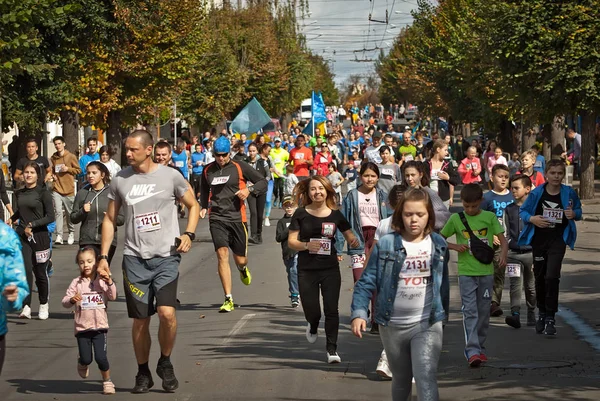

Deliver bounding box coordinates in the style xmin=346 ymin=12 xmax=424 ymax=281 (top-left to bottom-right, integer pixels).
xmin=60 ymin=109 xmax=80 ymax=157
xmin=541 ymin=123 xmax=551 ymax=161
xmin=522 ymin=123 xmax=537 ymax=153
xmin=579 ymin=111 xmax=596 ymax=200
xmin=106 ymin=110 xmax=123 ymax=166
xmin=550 ymin=115 xmax=565 ymax=160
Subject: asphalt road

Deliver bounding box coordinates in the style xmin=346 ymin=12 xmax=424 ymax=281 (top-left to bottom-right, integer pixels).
xmin=1 ymin=208 xmax=599 ymax=400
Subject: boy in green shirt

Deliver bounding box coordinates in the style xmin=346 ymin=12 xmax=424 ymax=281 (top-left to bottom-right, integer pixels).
xmin=441 ymin=184 xmax=508 ymax=368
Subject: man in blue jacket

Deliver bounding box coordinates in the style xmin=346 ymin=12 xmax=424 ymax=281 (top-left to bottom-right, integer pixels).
xmin=0 ymin=221 xmax=29 ymax=375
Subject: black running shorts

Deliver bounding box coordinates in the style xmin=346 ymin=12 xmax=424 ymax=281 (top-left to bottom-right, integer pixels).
xmin=209 ymin=220 xmax=248 ymax=257
xmin=122 ymin=254 xmax=180 ymax=319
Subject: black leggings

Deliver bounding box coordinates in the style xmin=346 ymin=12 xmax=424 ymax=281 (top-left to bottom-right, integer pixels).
xmin=192 ymin=174 xmax=202 ymax=199
xmin=247 ymin=193 xmax=266 ymax=237
xmin=532 ymin=236 xmax=567 ymax=319
xmin=298 ymin=268 xmax=341 ymax=353
xmin=273 ymin=177 xmax=284 ymax=205
xmin=21 ymin=234 xmax=50 ymax=307
xmin=0 ymin=335 xmax=5 ymax=376
xmin=77 ymin=330 xmax=109 ymax=371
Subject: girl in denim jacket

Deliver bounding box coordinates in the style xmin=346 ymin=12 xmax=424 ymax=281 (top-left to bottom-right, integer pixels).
xmin=351 ymin=188 xmax=448 ymax=401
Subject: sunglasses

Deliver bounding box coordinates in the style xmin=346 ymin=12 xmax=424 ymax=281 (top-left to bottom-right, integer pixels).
xmin=215 ymin=153 xmax=228 ymax=157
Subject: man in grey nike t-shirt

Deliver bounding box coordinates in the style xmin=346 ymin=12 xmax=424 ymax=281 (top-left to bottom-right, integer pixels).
xmin=98 ymin=130 xmax=199 ymax=394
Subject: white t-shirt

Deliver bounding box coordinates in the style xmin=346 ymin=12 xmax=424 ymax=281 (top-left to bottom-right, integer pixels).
xmin=358 ymin=189 xmax=380 ymax=228
xmin=374 ymin=216 xmax=393 ymax=241
xmin=429 ymin=168 xmax=441 ymax=192
xmin=389 ymin=235 xmax=433 ymax=326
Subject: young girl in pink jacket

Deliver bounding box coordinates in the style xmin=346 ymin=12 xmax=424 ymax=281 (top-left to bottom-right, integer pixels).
xmin=62 ymin=246 xmax=117 ymax=395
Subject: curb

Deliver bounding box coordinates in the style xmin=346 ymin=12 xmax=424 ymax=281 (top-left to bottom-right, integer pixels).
xmin=582 ymin=215 xmax=600 ymax=222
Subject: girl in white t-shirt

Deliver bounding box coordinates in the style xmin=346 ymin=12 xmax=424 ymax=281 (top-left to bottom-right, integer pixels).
xmin=351 ymin=188 xmax=448 ymax=401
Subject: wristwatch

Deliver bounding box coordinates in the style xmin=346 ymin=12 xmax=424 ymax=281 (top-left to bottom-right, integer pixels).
xmin=183 ymin=232 xmax=196 ymax=241
xmin=99 ymin=255 xmax=109 ymax=261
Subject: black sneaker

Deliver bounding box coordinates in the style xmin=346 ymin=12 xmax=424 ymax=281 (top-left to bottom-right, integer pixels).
xmin=544 ymin=319 xmax=557 ymax=336
xmin=132 ymin=371 xmax=154 ymax=393
xmin=156 ymin=359 xmax=179 ymax=392
xmin=526 ymin=310 xmax=536 ymax=327
xmin=505 ymin=313 xmax=521 ymax=329
xmin=291 ymin=295 xmax=300 ymax=308
xmin=370 ymin=323 xmax=379 ymax=335
xmin=490 ymin=302 xmax=503 ymax=317
xmin=248 ymin=236 xmax=259 ymax=245
xmin=535 ymin=316 xmax=545 ymax=334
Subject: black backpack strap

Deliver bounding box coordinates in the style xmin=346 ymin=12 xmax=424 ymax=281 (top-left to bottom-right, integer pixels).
xmin=458 ymin=212 xmax=476 ymax=239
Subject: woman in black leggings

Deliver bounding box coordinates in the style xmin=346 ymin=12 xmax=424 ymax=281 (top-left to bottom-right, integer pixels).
xmin=246 ymin=142 xmax=269 ymax=244
xmin=12 ymin=161 xmax=55 ymax=320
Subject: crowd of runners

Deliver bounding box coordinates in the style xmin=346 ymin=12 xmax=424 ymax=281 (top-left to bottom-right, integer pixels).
xmin=0 ymin=114 xmax=584 ymax=400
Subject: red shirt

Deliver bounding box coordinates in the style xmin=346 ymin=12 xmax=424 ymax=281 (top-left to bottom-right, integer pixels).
xmin=290 ymin=146 xmax=313 ymax=177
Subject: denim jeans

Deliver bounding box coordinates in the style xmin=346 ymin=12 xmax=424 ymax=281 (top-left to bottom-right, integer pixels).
xmin=283 ymin=255 xmax=299 ymax=296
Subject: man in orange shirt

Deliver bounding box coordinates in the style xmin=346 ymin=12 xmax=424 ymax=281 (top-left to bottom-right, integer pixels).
xmin=289 ymin=134 xmax=313 ymax=181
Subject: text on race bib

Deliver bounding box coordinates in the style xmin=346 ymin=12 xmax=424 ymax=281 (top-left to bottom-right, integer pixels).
xmin=351 ymin=254 xmax=366 ymax=269
xmin=175 ymin=161 xmax=184 ymax=168
xmin=404 ymin=154 xmax=414 ymax=162
xmin=135 ymin=211 xmax=161 ymax=233
xmin=54 ymin=164 xmax=65 ymax=173
xmin=211 ymin=175 xmax=230 ymax=185
xmin=309 ymin=238 xmax=331 ymax=255
xmin=294 ymin=153 xmax=305 ymax=160
xmin=543 ymin=207 xmax=563 ymax=224
xmin=507 ymin=263 xmax=521 ymax=278
xmin=81 ymin=292 xmax=106 ymax=310
xmin=35 ymin=249 xmax=50 ymax=264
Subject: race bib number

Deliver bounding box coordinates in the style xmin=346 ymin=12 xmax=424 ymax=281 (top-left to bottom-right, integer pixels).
xmin=35 ymin=249 xmax=50 ymax=264
xmin=466 ymin=163 xmax=472 ymax=170
xmin=543 ymin=207 xmax=563 ymax=223
xmin=135 ymin=211 xmax=161 ymax=233
xmin=431 ymin=169 xmax=441 ymax=180
xmin=351 ymin=254 xmax=366 ymax=269
xmin=211 ymin=175 xmax=230 ymax=185
xmin=507 ymin=263 xmax=521 ymax=278
xmin=294 ymin=153 xmax=305 ymax=160
xmin=404 ymin=154 xmax=414 ymax=162
xmin=400 ymin=256 xmax=431 ymax=278
xmin=309 ymin=238 xmax=331 ymax=255
xmin=81 ymin=292 xmax=105 ymax=310
xmin=175 ymin=161 xmax=184 ymax=168
xmin=54 ymin=164 xmax=65 ymax=173
xmin=381 ymin=168 xmax=394 ymax=177
xmin=320 ymin=156 xmax=328 ymax=163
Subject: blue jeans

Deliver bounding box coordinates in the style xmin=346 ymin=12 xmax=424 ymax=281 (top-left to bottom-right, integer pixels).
xmin=283 ymin=255 xmax=299 ymax=297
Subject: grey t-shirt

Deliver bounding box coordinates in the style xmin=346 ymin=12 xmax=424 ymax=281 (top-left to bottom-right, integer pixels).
xmin=108 ymin=165 xmax=189 ymax=259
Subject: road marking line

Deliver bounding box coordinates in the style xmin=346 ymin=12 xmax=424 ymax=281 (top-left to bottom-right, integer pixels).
xmin=221 ymin=313 xmax=256 ymax=346
xmin=558 ymin=305 xmax=600 ymax=352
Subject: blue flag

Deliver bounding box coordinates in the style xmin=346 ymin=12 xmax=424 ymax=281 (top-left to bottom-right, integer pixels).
xmin=230 ymin=98 xmax=272 ymax=135
xmin=311 ymin=91 xmax=327 ymax=124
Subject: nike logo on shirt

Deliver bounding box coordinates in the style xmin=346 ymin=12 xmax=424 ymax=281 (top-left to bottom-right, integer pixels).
xmin=125 ymin=184 xmax=165 ymax=205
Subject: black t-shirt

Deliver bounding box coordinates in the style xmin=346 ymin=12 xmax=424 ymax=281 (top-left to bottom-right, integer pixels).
xmin=16 ymin=155 xmax=50 ymax=186
xmin=289 ymin=207 xmax=351 ymax=270
xmin=532 ymin=188 xmax=567 ymax=248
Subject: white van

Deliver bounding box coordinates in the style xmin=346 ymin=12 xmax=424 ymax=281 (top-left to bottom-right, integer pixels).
xmin=300 ymin=98 xmax=312 ymax=120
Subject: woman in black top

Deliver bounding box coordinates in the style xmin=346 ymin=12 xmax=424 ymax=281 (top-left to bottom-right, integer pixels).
xmin=288 ymin=175 xmax=359 ymax=364
xmin=424 ymin=140 xmax=460 ymax=208
xmin=246 ymin=143 xmax=268 ymax=244
xmin=11 ymin=161 xmax=55 ymax=320
xmin=70 ymin=161 xmax=124 ymax=263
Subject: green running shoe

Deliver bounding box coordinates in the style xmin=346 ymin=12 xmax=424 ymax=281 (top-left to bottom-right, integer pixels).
xmin=219 ymin=297 xmax=234 ymax=313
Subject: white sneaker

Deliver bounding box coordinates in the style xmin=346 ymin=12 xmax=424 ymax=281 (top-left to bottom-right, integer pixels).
xmin=264 ymin=217 xmax=270 ymax=227
xmin=67 ymin=232 xmax=75 ymax=245
xmin=19 ymin=305 xmax=31 ymax=319
xmin=327 ymin=351 xmax=341 ymax=364
xmin=55 ymin=235 xmax=63 ymax=245
xmin=38 ymin=303 xmax=49 ymax=320
xmin=376 ymin=357 xmax=393 ymax=379
xmin=306 ymin=323 xmax=318 ymax=344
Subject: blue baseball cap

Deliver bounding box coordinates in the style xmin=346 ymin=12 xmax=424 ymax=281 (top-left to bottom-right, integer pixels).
xmin=214 ymin=136 xmax=231 ymax=154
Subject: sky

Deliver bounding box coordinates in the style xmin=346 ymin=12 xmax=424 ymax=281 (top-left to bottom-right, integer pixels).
xmin=299 ymin=0 xmax=418 ymax=86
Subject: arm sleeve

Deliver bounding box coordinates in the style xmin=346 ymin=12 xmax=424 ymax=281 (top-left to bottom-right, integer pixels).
xmin=570 ymin=187 xmax=583 ymax=221
xmin=440 ymin=214 xmax=456 ymax=239
xmin=0 ymin=228 xmax=28 ymax=313
xmin=447 ymin=163 xmax=460 ymax=186
xmin=519 ymin=191 xmax=536 ymax=223
xmin=0 ymin=174 xmax=10 ymax=207
xmin=200 ymin=168 xmax=210 ymax=209
xmin=490 ymin=213 xmax=505 ymax=235
xmin=335 ymin=198 xmax=350 ymax=254
xmin=350 ymin=241 xmax=379 ymax=321
xmin=275 ymin=219 xmax=289 ymax=243
xmin=30 ymin=190 xmax=55 ymax=228
xmin=428 ymin=188 xmax=451 ymax=230
xmin=240 ymin=161 xmax=268 ymax=194
xmin=70 ymin=155 xmax=82 ymax=176
xmin=70 ymin=191 xmax=87 ymax=224
xmin=116 ymin=204 xmax=125 ymax=226
xmin=62 ymin=279 xmax=78 ymax=308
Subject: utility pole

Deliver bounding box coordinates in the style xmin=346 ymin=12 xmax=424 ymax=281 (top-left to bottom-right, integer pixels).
xmin=237 ymin=0 xmax=242 ymax=8
xmin=173 ymin=101 xmax=178 ymax=146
